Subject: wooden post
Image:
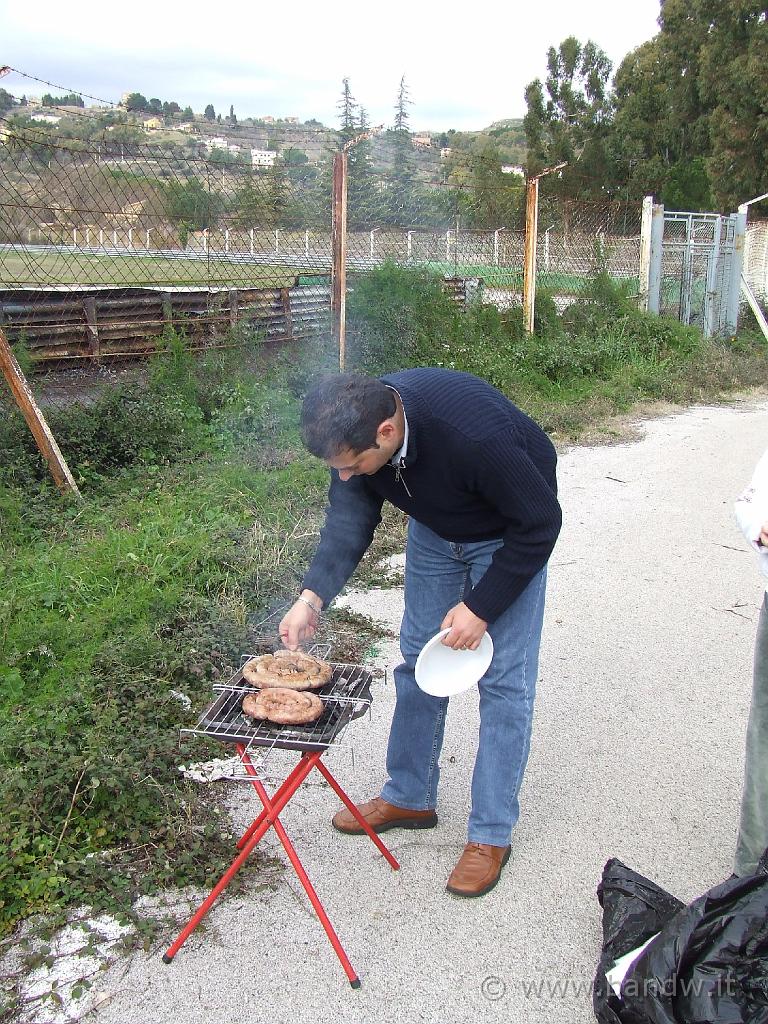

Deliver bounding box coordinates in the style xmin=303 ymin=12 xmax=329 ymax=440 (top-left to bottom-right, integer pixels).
xmin=161 ymin=292 xmax=174 ymax=329
xmin=0 ymin=328 xmax=82 ymax=498
xmin=228 ymin=288 xmax=239 ymax=329
xmin=281 ymin=287 xmax=293 ymax=341
xmin=523 ymin=177 xmax=539 ymax=334
xmin=331 ymin=150 xmax=348 ymax=370
xmin=83 ymin=295 xmax=100 ymax=363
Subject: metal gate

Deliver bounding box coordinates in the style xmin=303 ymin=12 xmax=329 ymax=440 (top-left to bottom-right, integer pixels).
xmin=643 ymin=203 xmax=747 ymax=337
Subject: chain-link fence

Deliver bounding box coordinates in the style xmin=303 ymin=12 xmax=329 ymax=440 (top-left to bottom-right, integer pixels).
xmin=744 ymin=219 xmax=768 ymax=327
xmin=0 ymin=121 xmax=648 ymax=369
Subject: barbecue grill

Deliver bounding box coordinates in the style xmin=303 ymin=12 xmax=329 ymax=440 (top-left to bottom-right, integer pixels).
xmin=163 ymin=647 xmax=399 ymax=987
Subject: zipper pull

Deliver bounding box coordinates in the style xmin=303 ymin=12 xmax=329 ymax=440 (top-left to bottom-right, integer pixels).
xmin=396 ymin=460 xmax=412 ymax=497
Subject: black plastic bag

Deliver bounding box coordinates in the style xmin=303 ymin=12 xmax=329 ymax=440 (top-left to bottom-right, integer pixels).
xmin=593 ymin=851 xmax=768 ymax=1024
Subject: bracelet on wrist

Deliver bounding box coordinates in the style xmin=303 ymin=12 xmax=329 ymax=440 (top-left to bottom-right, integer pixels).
xmin=297 ymin=595 xmax=322 ymax=616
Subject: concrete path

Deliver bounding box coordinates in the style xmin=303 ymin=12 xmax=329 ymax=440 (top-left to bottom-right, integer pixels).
xmin=92 ymin=395 xmax=768 ymax=1024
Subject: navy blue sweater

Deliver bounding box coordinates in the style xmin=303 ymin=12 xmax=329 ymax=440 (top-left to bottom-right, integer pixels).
xmin=302 ymin=368 xmax=562 ymax=623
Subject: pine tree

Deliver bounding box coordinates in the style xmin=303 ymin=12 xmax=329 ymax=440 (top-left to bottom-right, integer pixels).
xmin=389 ymin=75 xmax=416 ymax=225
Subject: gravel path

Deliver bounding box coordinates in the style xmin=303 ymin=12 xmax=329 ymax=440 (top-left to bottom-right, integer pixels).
xmin=88 ymin=394 xmax=768 ymax=1024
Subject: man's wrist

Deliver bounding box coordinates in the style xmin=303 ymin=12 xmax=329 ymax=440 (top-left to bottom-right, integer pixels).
xmin=297 ymin=591 xmax=323 ymax=615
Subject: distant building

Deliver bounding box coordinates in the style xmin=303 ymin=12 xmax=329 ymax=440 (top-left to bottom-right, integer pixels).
xmin=283 ymin=116 xmax=299 ymax=124
xmin=260 ymin=116 xmax=275 ymax=124
xmin=142 ymin=117 xmax=163 ymax=130
xmin=501 ymin=165 xmax=525 ymax=176
xmin=31 ymin=114 xmax=61 ymax=124
xmin=205 ymin=136 xmax=230 ymax=151
xmin=176 ymin=123 xmax=197 ymax=133
xmin=412 ymin=133 xmax=433 ymax=149
xmin=440 ymin=147 xmax=452 ymax=160
xmin=251 ymin=147 xmax=277 ymax=167
xmin=26 ymin=96 xmax=42 ymax=107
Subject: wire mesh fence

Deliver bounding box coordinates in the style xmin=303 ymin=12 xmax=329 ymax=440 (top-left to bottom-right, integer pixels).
xmin=0 ymin=120 xmax=648 ymax=370
xmin=745 ymin=220 xmax=768 ymax=325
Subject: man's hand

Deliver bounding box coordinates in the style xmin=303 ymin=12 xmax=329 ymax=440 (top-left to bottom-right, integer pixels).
xmin=279 ymin=591 xmax=323 ymax=650
xmin=760 ymin=521 xmax=768 ymax=547
xmin=440 ymin=602 xmax=488 ymax=650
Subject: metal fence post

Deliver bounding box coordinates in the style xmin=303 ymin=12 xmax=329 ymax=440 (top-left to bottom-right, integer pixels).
xmin=331 ymin=150 xmax=348 ymax=370
xmin=703 ymin=215 xmax=723 ymax=337
xmin=647 ymin=203 xmax=664 ymax=315
xmin=639 ymin=196 xmax=653 ymax=309
xmin=724 ymin=207 xmax=748 ymax=335
xmin=523 ymin=177 xmax=539 ymax=334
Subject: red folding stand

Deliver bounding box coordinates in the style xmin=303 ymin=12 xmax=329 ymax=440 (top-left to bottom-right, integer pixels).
xmin=163 ymin=743 xmax=400 ymax=987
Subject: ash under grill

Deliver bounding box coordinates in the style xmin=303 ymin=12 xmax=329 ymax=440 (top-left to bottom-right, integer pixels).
xmin=183 ymin=658 xmax=373 ymax=752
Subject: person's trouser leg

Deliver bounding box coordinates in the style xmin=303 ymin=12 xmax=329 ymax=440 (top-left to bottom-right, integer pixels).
xmin=734 ymin=593 xmax=768 ymax=877
xmin=468 ymin=565 xmax=546 ymax=846
xmin=382 ymin=520 xmax=547 ymax=843
xmin=382 ymin=521 xmax=464 ymax=810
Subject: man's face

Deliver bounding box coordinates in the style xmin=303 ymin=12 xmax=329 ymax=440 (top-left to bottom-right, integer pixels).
xmin=327 ymin=444 xmax=392 ymax=482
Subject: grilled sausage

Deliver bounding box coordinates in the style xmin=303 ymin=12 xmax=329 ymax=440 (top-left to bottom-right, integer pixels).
xmin=242 ymin=687 xmax=324 ymax=725
xmin=242 ymin=651 xmax=333 ymax=690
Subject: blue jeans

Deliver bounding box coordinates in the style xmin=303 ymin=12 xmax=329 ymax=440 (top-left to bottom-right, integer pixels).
xmin=380 ymin=519 xmax=548 ymax=846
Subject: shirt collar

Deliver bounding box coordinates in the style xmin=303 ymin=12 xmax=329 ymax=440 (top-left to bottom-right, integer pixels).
xmin=386 ymin=386 xmax=409 ymax=466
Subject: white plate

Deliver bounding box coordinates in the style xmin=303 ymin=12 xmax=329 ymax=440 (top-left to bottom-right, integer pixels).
xmin=414 ymin=629 xmax=494 ymax=697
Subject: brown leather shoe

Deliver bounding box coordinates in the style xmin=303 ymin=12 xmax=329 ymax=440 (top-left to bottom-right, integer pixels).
xmin=332 ymin=796 xmax=437 ymax=835
xmin=446 ymin=842 xmax=512 ymax=897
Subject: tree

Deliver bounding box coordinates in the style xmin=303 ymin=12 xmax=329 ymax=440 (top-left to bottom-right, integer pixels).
xmin=266 ymin=159 xmax=289 ymax=225
xmin=388 ymin=75 xmax=417 ymax=224
xmin=0 ymin=89 xmax=13 ymax=114
xmin=610 ymin=36 xmax=712 ymax=207
xmin=696 ymin=0 xmax=768 ymax=208
xmin=124 ymin=93 xmax=149 ymax=112
xmin=165 ymin=178 xmax=221 ymax=241
xmin=466 ymin=139 xmax=525 ymax=228
xmin=182 ymin=106 xmax=194 ymax=120
xmin=610 ymin=1 xmax=766 ymax=210
xmin=228 ymin=104 xmax=237 ymax=125
xmin=204 ymin=104 xmax=215 ymax=121
xmin=334 ymin=79 xmax=376 ymax=226
xmin=149 ymin=98 xmax=162 ymax=115
xmin=283 ymin=147 xmax=308 ymax=165
xmin=523 ymin=36 xmax=615 ymax=198
xmin=41 ymin=92 xmax=84 ymax=107
xmin=231 ymin=169 xmax=266 ymax=227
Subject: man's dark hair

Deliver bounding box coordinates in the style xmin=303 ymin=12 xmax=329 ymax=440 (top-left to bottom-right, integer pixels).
xmin=301 ymin=373 xmax=396 ymax=459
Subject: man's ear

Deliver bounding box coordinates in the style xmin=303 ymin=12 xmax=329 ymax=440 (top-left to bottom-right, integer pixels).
xmin=377 ymin=419 xmax=396 ymax=443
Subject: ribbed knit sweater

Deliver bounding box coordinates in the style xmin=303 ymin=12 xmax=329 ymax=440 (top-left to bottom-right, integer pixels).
xmin=302 ymin=367 xmax=562 ymax=623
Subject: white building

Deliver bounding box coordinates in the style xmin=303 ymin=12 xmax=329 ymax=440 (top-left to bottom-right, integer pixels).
xmin=31 ymin=114 xmax=61 ymax=124
xmin=440 ymin=147 xmax=452 ymax=160
xmin=501 ymin=165 xmax=525 ymax=176
xmin=251 ymin=148 xmax=277 ymax=167
xmin=205 ymin=136 xmax=230 ymax=151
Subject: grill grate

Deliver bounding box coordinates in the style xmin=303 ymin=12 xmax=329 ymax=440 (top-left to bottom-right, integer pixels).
xmin=182 ymin=657 xmax=373 ymax=753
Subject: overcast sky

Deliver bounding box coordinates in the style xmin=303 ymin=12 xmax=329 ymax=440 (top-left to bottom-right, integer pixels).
xmin=2 ymin=0 xmax=661 ymax=131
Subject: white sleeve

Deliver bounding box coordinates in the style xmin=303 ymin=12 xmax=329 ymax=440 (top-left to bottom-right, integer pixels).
xmin=735 ymin=448 xmax=768 ymax=549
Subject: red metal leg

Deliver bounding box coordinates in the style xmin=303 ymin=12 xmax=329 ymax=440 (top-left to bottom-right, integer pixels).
xmin=162 ymin=752 xmax=316 ymax=964
xmin=235 ymin=755 xmax=309 ymax=850
xmin=313 ymin=759 xmax=400 ymax=870
xmin=238 ymin=749 xmax=361 ymax=987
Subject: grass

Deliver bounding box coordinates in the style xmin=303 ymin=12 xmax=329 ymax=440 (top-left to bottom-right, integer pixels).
xmin=0 ymin=251 xmax=316 ymax=289
xmin=419 ymin=261 xmax=639 ymax=296
xmin=0 ymin=249 xmax=635 ymax=295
